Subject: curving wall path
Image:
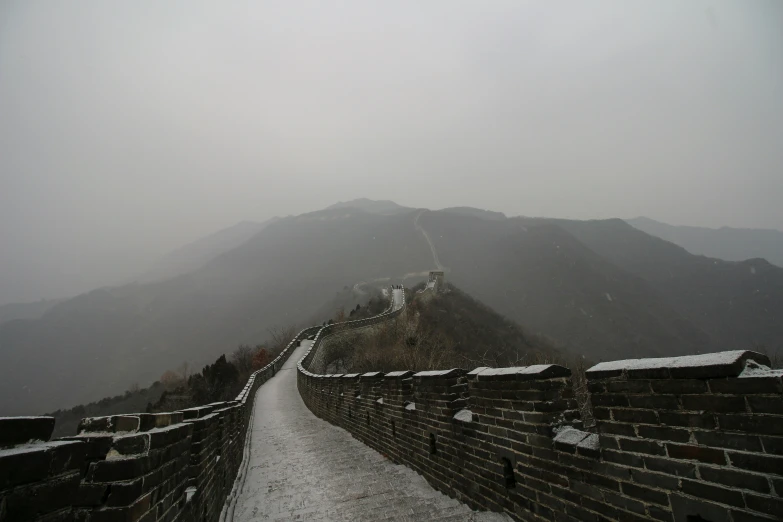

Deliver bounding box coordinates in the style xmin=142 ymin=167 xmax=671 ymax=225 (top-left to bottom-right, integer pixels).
xmin=228 ymin=335 xmax=506 ymax=521
xmin=0 ymin=287 xmax=504 ymax=522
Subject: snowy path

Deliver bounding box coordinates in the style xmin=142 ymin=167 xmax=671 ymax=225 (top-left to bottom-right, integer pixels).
xmin=414 ymin=210 xmax=443 ymax=271
xmin=231 ymin=337 xmax=507 ymax=521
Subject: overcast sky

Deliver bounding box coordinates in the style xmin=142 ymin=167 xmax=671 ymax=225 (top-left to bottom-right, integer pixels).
xmin=1 ymin=1 xmax=782 ymax=303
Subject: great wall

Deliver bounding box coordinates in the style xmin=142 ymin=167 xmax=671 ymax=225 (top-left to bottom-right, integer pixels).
xmin=1 ymin=279 xmax=781 ymax=521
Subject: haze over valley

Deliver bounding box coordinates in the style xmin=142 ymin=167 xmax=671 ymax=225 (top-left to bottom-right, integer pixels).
xmin=1 ymin=199 xmax=782 ymax=415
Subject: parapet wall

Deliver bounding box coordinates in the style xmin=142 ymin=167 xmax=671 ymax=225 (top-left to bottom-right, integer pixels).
xmin=0 ymin=324 xmax=321 ymax=522
xmin=298 ymin=292 xmax=783 ymax=521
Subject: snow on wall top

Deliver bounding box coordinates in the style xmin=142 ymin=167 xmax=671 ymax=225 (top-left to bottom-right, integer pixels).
xmin=468 ymin=364 xmax=571 ymax=381
xmin=586 ymin=350 xmax=771 ymax=380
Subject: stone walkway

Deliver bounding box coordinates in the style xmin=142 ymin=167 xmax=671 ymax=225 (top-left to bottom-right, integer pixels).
xmin=232 ymin=340 xmax=509 ymax=522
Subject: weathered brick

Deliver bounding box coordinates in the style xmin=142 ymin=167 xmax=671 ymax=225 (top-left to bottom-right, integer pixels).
xmin=602 ymin=490 xmax=645 ymax=514
xmin=694 ymin=430 xmax=763 ymax=452
xmin=78 ymin=415 xmax=140 ymax=434
xmin=744 ymin=493 xmax=783 ymax=518
xmin=607 ymin=381 xmax=652 ymax=393
xmin=591 ymin=394 xmax=629 ymax=407
xmin=2 ymin=471 xmax=81 ymax=520
xmin=647 ymin=505 xmax=674 ymax=522
xmin=651 ymin=379 xmax=708 ymax=395
xmin=730 ymin=509 xmax=781 ymax=522
xmin=667 ymin=443 xmax=726 ymax=464
xmin=602 ymin=449 xmax=643 ymax=468
xmin=698 ymin=466 xmax=770 ymax=493
xmin=0 ymin=417 xmax=54 ymax=448
xmin=747 ymin=396 xmax=783 ymax=415
xmin=637 ymin=425 xmax=691 ymax=443
xmin=669 ymin=493 xmax=731 ymax=522
xmin=682 ymin=394 xmax=747 ymax=413
xmin=718 ymin=412 xmax=782 ymax=436
xmin=597 ymin=421 xmax=636 ymax=437
xmin=709 ymin=377 xmax=783 ymax=395
xmin=629 ymin=468 xmax=679 ymax=490
xmin=618 ymin=437 xmax=666 ymax=456
xmin=643 ymin=456 xmax=697 ymax=477
xmin=760 ymin=436 xmax=783 ymax=455
xmin=0 ymin=441 xmax=84 ymax=490
xmin=627 ymin=394 xmax=679 ymax=410
xmin=611 ymin=408 xmax=659 ymax=424
xmin=105 ymin=478 xmax=144 ymax=507
xmin=728 ymin=451 xmax=783 ymax=475
xmin=681 ymin=479 xmax=745 ymax=507
xmin=658 ymin=411 xmax=715 ymax=429
xmin=111 ymin=433 xmax=150 ymax=456
xmin=621 ymin=482 xmax=668 ymax=505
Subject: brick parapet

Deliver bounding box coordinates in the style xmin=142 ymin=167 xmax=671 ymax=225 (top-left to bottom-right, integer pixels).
xmin=298 ymin=291 xmax=783 ymax=522
xmin=0 ymin=324 xmax=320 ymax=522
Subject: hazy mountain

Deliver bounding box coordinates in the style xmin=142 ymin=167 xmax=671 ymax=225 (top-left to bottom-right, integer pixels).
xmin=552 ymin=218 xmax=783 ymax=356
xmin=439 ymin=207 xmax=507 ymax=221
xmin=326 ymin=198 xmax=412 ymax=215
xmin=0 ymin=207 xmax=433 ymax=415
xmin=138 ymin=218 xmax=279 ymax=282
xmin=417 ymin=212 xmax=715 ymax=362
xmin=3 ymin=200 xmax=782 ymax=416
xmin=627 ymin=217 xmax=783 ymax=268
xmin=0 ymin=298 xmax=66 ymax=326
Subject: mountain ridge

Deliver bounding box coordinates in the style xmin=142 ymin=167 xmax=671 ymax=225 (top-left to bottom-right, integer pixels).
xmin=627 ymin=216 xmax=783 ymax=268
xmin=2 ymin=199 xmax=782 ymax=416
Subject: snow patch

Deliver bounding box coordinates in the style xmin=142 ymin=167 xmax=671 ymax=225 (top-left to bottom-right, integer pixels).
xmin=739 ymin=359 xmax=783 ymax=378
xmin=553 ymin=428 xmax=589 ymax=446
xmin=587 ymin=350 xmax=757 ymax=374
xmin=578 ymin=433 xmax=600 ymax=452
xmin=453 ymin=409 xmax=473 ymax=423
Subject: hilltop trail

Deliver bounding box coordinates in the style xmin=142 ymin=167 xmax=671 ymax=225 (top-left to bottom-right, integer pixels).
xmin=231 ymin=335 xmax=507 ymax=521
xmin=414 ymin=210 xmax=443 ymax=270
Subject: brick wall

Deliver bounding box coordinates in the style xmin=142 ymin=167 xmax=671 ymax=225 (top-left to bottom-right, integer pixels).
xmin=0 ymin=325 xmax=320 ymax=522
xmin=298 ymin=292 xmax=783 ymax=522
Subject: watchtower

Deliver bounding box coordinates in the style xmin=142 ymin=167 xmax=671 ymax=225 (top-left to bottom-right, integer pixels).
xmin=427 ymin=270 xmax=445 ymax=292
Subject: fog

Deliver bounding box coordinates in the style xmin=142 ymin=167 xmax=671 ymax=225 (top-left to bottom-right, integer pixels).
xmin=1 ymin=1 xmax=782 ymax=304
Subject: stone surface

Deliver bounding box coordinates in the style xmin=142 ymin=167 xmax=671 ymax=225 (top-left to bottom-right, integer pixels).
xmin=0 ymin=416 xmax=55 ymax=447
xmin=232 ymin=340 xmax=508 ymax=522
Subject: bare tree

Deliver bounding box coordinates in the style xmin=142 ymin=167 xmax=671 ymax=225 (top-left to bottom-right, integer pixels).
xmin=177 ymin=361 xmax=190 ymax=380
xmin=267 ymin=324 xmax=297 ymax=356
xmin=230 ymin=344 xmax=255 ymax=378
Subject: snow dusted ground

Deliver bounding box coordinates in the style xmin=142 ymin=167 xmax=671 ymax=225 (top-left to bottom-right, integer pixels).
xmin=230 ymin=338 xmax=509 ymax=522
